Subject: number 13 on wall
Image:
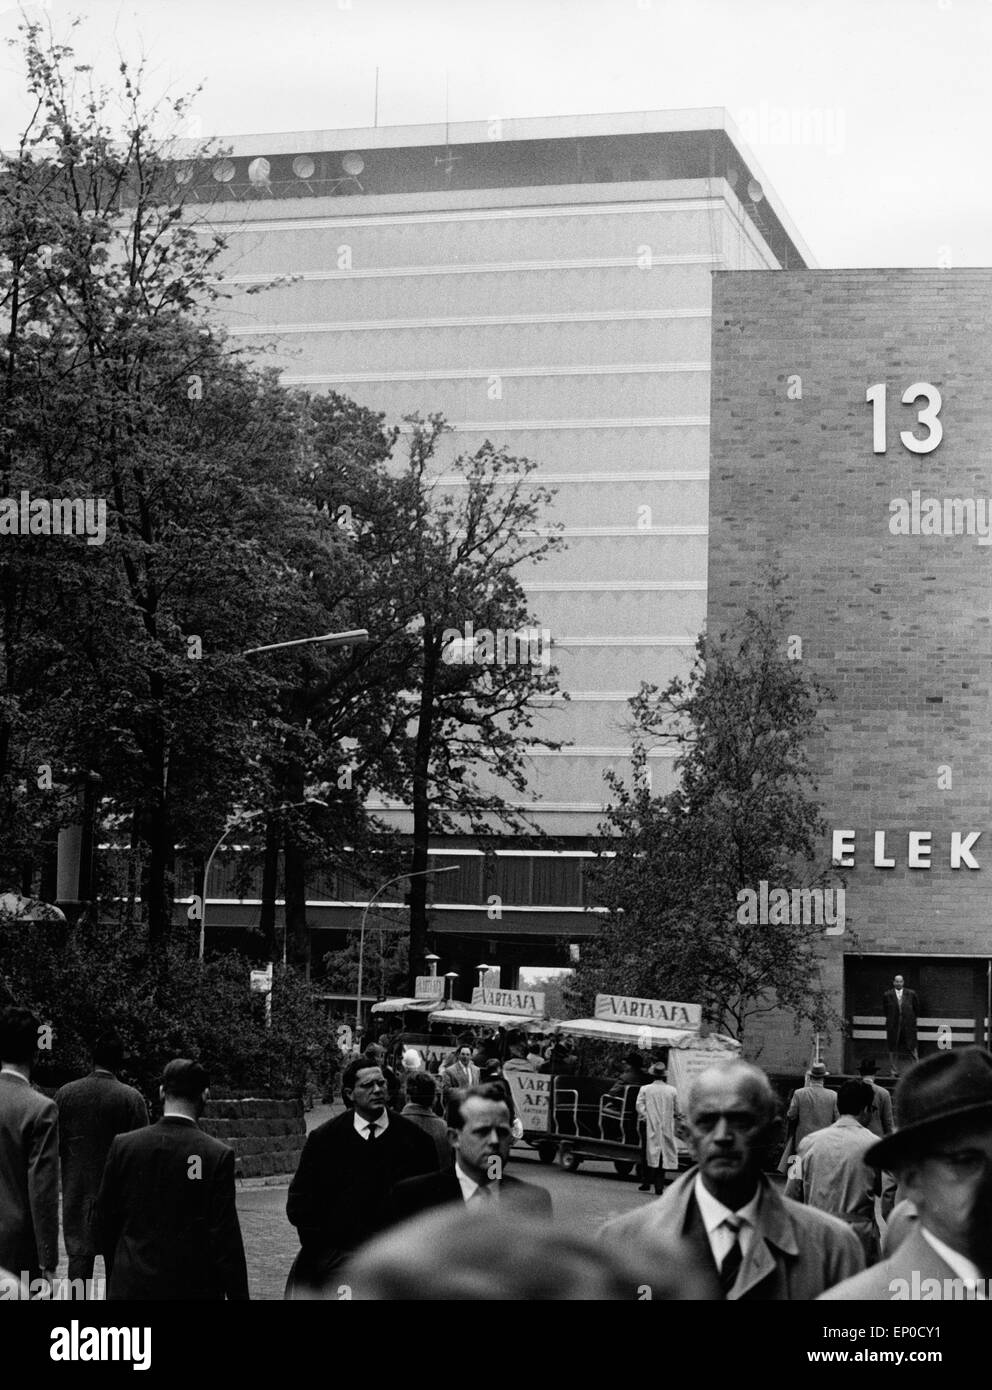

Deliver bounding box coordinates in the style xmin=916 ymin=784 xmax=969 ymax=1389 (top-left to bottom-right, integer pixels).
xmin=866 ymin=381 xmax=943 ymax=454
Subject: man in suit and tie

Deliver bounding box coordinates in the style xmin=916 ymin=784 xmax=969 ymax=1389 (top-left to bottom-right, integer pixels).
xmin=55 ymin=1031 xmax=149 ymax=1286
xmin=0 ymin=1006 xmax=59 ymax=1290
xmin=441 ymin=1044 xmax=481 ymax=1096
xmin=285 ymin=1054 xmax=439 ymax=1296
xmin=94 ymin=1058 xmax=249 ymax=1300
xmin=821 ymin=1047 xmax=992 ymax=1300
xmin=883 ymin=974 xmax=920 ymax=1077
xmin=600 ymin=1060 xmax=863 ymax=1300
xmin=387 ymin=1083 xmax=553 ymax=1225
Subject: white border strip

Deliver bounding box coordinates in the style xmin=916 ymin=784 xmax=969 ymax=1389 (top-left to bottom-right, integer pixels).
xmin=201 ymin=197 xmax=724 ymax=234
xmin=217 ymin=252 xmax=719 ymax=285
xmin=226 ymin=307 xmax=711 ymax=334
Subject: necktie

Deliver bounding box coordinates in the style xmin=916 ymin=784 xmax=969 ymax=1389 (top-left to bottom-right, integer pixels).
xmin=719 ymin=1215 xmax=744 ymax=1294
xmin=470 ymin=1184 xmax=493 ymax=1205
xmin=367 ymin=1121 xmax=377 ymax=1142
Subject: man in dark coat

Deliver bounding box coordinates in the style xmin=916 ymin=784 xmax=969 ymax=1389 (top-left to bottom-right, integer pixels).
xmin=94 ymin=1058 xmax=249 ymax=1300
xmin=285 ymin=1055 xmax=439 ymax=1296
xmin=883 ymin=974 xmax=920 ymax=1077
xmin=387 ymin=1084 xmax=552 ymax=1226
xmin=0 ymin=1006 xmax=59 ymax=1288
xmin=55 ymin=1031 xmax=148 ymax=1284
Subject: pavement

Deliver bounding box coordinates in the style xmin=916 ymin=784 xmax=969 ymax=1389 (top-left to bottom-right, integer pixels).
xmin=236 ymin=1145 xmax=651 ymax=1301
xmin=48 ymin=1103 xmax=652 ymax=1300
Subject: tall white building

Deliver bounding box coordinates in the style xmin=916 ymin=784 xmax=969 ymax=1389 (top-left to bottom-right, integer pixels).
xmin=185 ymin=109 xmax=814 ymax=983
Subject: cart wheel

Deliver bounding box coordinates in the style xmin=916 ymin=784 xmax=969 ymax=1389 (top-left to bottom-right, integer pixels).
xmin=559 ymin=1145 xmax=581 ymax=1172
xmin=537 ymin=1141 xmax=557 ymax=1165
xmin=613 ymin=1160 xmax=635 ymax=1177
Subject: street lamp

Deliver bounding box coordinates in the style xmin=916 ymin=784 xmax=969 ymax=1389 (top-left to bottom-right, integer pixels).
xmin=198 ymin=797 xmax=328 ymax=961
xmin=355 ymin=866 xmax=459 ymax=1039
xmin=241 ymin=629 xmax=369 ymax=657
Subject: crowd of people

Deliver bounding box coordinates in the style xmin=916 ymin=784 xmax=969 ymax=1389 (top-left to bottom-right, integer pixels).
xmin=2 ymin=1000 xmax=991 ymax=1301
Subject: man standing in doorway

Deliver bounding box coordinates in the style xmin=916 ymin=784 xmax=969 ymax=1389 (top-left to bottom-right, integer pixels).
xmin=883 ymin=974 xmax=920 ymax=1078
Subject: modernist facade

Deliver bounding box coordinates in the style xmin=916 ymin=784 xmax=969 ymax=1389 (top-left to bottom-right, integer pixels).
xmin=708 ymin=269 xmax=992 ymax=1071
xmin=181 ymin=110 xmax=813 ymax=987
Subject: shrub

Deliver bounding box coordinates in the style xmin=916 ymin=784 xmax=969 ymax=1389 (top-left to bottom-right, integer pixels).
xmin=0 ymin=917 xmax=340 ymax=1106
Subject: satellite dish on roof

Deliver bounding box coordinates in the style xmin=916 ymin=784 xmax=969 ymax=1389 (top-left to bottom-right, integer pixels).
xmin=248 ymin=157 xmax=271 ymax=186
xmin=293 ymin=155 xmax=316 ymax=179
xmin=746 ymin=178 xmax=764 ymax=202
xmin=341 ymin=152 xmax=365 ymax=177
xmin=212 ymin=159 xmax=235 ymax=183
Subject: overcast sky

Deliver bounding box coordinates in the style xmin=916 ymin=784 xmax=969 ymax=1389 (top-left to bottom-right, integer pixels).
xmin=1 ymin=0 xmax=990 ymax=267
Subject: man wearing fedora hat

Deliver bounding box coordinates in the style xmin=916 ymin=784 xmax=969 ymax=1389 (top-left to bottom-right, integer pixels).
xmin=636 ymin=1061 xmax=681 ymax=1195
xmin=777 ymin=1061 xmax=838 ymax=1176
xmin=821 ymin=1047 xmax=992 ymax=1299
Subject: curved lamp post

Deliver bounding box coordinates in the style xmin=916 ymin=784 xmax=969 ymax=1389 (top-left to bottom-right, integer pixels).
xmin=198 ymin=797 xmax=327 ymax=962
xmin=355 ymin=866 xmax=459 ymax=1039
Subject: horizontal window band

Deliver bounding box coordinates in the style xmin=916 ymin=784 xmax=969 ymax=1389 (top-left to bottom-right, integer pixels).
xmin=434 ymin=471 xmax=709 ymax=484
xmin=218 ymin=253 xmax=719 ymax=285
xmin=281 ymin=361 xmax=710 ymax=385
xmin=553 ymin=636 xmax=699 ymax=647
xmin=523 ymin=747 xmax=675 ymax=757
xmin=397 ymin=417 xmax=709 ymax=431
xmin=186 ymin=898 xmax=606 ymax=914
xmin=226 ymin=307 xmax=712 ymax=334
xmin=522 ymin=526 xmax=707 ymax=537
xmin=198 ymin=197 xmax=725 ymax=235
xmin=525 ymin=580 xmax=706 ymax=591
xmin=852 ymin=1029 xmax=980 ymax=1041
xmin=853 ymin=1016 xmax=976 ymax=1027
xmin=367 ymin=801 xmax=613 ymax=812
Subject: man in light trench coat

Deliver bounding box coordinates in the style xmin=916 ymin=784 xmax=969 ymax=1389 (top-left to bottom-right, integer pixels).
xmin=637 ymin=1061 xmax=681 ymax=1194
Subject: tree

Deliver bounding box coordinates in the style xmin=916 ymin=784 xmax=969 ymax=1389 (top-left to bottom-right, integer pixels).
xmin=578 ymin=590 xmax=846 ymax=1048
xmin=388 ymin=418 xmax=569 ymax=989
xmin=0 ymin=27 xmax=393 ymax=964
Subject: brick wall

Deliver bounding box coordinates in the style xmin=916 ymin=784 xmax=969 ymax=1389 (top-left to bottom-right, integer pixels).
xmin=200 ymin=1096 xmax=306 ymax=1179
xmin=708 ymin=269 xmax=992 ymax=1070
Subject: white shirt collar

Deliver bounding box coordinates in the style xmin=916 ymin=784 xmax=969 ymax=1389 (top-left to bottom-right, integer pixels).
xmin=0 ymin=1066 xmax=29 ymax=1083
xmin=693 ymin=1172 xmax=761 ymax=1235
xmin=354 ymin=1110 xmax=389 ymax=1138
xmin=920 ymin=1228 xmax=983 ymax=1285
xmin=454 ymin=1160 xmax=496 ymax=1202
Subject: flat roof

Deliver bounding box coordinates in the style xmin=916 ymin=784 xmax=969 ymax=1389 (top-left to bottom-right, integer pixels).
xmin=173 ymin=107 xmax=815 ymax=269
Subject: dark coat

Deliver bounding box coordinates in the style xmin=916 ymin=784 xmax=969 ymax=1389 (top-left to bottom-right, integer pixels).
xmin=55 ymin=1070 xmax=148 ymax=1260
xmin=95 ymin=1115 xmax=249 ymax=1300
xmin=0 ymin=1072 xmax=59 ymax=1277
xmin=400 ymin=1103 xmax=453 ymax=1169
xmin=601 ymin=1167 xmax=863 ymax=1301
xmin=285 ymin=1110 xmax=439 ymax=1293
xmin=387 ymin=1168 xmax=553 ymax=1227
xmin=883 ymin=988 xmax=920 ymax=1051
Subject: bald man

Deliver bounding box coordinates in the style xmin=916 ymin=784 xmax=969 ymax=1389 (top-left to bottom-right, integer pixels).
xmin=600 ymin=1061 xmax=863 ymax=1300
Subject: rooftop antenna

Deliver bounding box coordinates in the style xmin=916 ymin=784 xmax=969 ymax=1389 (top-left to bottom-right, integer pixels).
xmin=434 ymin=71 xmax=461 ymax=177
